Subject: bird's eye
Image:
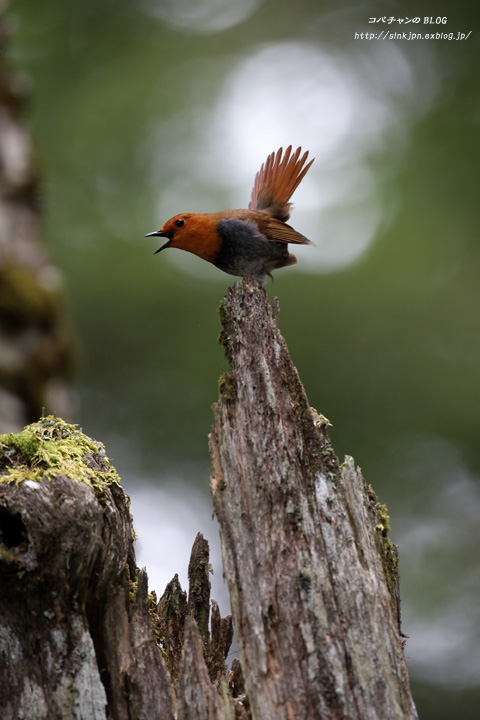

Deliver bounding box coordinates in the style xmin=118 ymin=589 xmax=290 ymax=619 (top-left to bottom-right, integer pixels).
xmin=175 ymin=218 xmax=185 ymax=227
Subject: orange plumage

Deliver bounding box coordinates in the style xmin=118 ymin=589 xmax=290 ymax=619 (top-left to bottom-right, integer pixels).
xmin=146 ymin=146 xmax=314 ymax=279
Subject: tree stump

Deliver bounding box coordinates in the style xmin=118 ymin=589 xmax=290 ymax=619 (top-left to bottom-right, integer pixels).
xmin=0 ymin=418 xmax=232 ymax=719
xmin=209 ymin=277 xmax=418 ymax=720
xmin=0 ymin=418 xmax=172 ymax=719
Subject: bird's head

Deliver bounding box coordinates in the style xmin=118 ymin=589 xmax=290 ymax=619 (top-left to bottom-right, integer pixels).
xmin=146 ymin=212 xmax=220 ymax=263
xmin=145 ymin=214 xmax=195 ymax=254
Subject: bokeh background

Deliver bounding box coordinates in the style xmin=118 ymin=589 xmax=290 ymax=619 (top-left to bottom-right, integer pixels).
xmin=7 ymin=0 xmax=480 ymax=716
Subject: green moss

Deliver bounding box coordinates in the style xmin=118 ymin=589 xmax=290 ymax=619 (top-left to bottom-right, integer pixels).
xmin=383 ymin=540 xmax=399 ymax=592
xmin=148 ymin=591 xmax=163 ymax=645
xmin=127 ymin=564 xmax=139 ymax=603
xmin=374 ymin=501 xmax=391 ymax=536
xmin=310 ymin=407 xmax=332 ymax=427
xmin=126 ymin=566 xmax=165 ymax=647
xmin=0 ymin=415 xmax=121 ymax=494
xmin=368 ymin=486 xmax=398 ymax=591
xmin=218 ymin=371 xmax=236 ymax=404
xmin=216 ymin=330 xmax=228 ymax=348
xmin=367 ymin=484 xmax=377 ymax=503
xmin=218 ymin=299 xmax=227 ymax=327
xmin=0 ymin=431 xmax=40 ymax=464
xmin=217 ymin=300 xmax=235 ymax=365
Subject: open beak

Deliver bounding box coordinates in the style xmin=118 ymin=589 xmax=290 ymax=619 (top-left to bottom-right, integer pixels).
xmin=145 ymin=230 xmax=174 ymax=254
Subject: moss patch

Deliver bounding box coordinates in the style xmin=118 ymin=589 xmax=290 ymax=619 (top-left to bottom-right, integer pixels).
xmin=374 ymin=500 xmax=391 ymax=537
xmin=368 ymin=485 xmax=398 ymax=592
xmin=148 ymin=590 xmax=163 ymax=646
xmin=218 ymin=371 xmax=236 ymax=404
xmin=0 ymin=415 xmax=121 ymax=493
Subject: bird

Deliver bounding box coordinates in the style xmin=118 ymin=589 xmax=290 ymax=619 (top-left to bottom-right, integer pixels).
xmin=145 ymin=146 xmax=314 ymax=280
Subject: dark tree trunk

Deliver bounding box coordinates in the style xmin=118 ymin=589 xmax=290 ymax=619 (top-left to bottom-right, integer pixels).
xmin=0 ymin=9 xmax=74 ymax=433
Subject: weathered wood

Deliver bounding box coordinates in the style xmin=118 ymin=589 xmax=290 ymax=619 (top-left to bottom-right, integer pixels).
xmin=209 ymin=277 xmax=418 ymax=720
xmin=158 ymin=573 xmax=188 ymax=688
xmin=176 ymin=617 xmax=235 ymax=720
xmin=0 ymin=418 xmax=174 ymax=719
xmin=157 ymin=532 xmax=234 ymax=704
xmin=0 ymin=419 xmax=235 ymax=719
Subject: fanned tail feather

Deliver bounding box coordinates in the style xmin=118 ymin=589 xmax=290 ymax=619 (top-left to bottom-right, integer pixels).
xmin=249 ymin=145 xmax=314 ymax=222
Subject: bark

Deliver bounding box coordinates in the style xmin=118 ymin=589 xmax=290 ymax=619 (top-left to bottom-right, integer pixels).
xmin=176 ymin=617 xmax=234 ymax=720
xmin=0 ymin=418 xmax=233 ymax=720
xmin=0 ymin=419 xmax=172 ymax=720
xmin=209 ymin=277 xmax=418 ymax=720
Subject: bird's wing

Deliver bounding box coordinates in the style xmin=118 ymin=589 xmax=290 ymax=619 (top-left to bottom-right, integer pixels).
xmin=262 ymin=216 xmax=312 ymax=245
xmin=248 ymin=146 xmax=314 ymax=222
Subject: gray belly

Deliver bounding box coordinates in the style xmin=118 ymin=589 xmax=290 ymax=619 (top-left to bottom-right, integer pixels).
xmin=215 ymin=218 xmax=289 ymax=277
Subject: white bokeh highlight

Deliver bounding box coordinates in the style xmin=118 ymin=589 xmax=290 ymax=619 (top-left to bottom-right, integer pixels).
xmin=129 ymin=480 xmax=230 ymax=614
xmin=142 ymin=0 xmax=263 ymax=33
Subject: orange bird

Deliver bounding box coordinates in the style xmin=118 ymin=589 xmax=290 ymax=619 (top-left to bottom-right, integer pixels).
xmin=146 ymin=146 xmax=314 ymax=280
